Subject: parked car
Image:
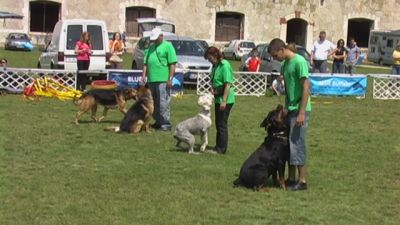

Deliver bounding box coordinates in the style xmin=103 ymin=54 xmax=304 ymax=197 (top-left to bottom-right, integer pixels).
xmin=195 ymin=39 xmax=209 ymax=50
xmin=132 ymin=34 xmax=211 ymax=85
xmin=37 ymin=19 xmax=110 ymax=70
xmin=4 ymin=33 xmax=34 ymax=51
xmin=222 ymin=40 xmax=255 ymax=60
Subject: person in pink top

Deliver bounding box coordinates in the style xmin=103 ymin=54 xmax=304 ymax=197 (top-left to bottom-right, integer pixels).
xmin=74 ymin=32 xmax=92 ymax=91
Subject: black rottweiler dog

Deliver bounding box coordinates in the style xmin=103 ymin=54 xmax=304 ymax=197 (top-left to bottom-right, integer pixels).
xmin=233 ymin=104 xmax=289 ymax=191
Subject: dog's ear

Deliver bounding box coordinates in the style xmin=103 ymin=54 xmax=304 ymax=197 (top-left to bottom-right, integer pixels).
xmin=276 ymin=104 xmax=283 ymax=111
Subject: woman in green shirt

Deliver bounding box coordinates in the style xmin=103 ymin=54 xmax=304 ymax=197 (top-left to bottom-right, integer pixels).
xmin=204 ymin=47 xmax=235 ymax=154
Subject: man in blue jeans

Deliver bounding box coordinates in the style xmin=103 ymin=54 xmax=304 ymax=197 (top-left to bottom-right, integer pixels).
xmin=142 ymin=27 xmax=177 ymax=131
xmin=268 ymin=38 xmax=311 ymax=191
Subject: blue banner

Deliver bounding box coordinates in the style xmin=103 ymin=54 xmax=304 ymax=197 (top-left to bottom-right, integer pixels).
xmin=107 ymin=70 xmax=184 ymax=94
xmin=310 ymin=74 xmax=367 ymax=96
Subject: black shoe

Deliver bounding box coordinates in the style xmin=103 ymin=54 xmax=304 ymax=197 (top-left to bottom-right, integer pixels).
xmin=285 ymin=179 xmax=297 ymax=188
xmin=151 ymin=123 xmax=161 ymax=129
xmin=287 ymin=182 xmax=307 ymax=191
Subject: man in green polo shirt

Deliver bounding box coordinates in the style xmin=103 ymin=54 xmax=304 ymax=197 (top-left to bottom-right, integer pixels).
xmin=142 ymin=27 xmax=177 ymax=131
xmin=268 ymin=39 xmax=311 ymax=191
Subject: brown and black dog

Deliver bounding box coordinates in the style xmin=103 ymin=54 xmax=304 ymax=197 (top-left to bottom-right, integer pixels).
xmin=105 ymin=85 xmax=154 ymax=133
xmin=73 ymin=88 xmax=137 ymax=125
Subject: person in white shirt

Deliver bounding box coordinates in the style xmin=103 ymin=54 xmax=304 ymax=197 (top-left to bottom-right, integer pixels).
xmin=310 ymin=31 xmax=336 ymax=73
xmin=272 ymin=75 xmax=285 ymax=96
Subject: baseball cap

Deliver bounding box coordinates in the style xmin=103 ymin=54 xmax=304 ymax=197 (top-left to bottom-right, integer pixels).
xmin=149 ymin=27 xmax=163 ymax=41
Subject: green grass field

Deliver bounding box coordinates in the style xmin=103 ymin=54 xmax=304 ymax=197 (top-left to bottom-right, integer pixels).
xmin=1 ymin=48 xmax=399 ymax=225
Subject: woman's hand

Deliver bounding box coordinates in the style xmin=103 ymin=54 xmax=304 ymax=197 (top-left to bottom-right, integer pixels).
xmin=219 ymin=102 xmax=226 ymax=110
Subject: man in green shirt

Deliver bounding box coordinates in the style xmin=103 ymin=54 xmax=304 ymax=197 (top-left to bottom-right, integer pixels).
xmin=268 ymin=39 xmax=311 ymax=191
xmin=142 ymin=27 xmax=177 ymax=131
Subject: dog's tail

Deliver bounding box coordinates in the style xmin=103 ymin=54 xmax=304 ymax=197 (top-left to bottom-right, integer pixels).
xmin=104 ymin=126 xmax=120 ymax=132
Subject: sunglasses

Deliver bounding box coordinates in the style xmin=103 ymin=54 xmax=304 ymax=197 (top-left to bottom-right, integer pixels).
xmin=0 ymin=61 xmax=6 ymax=64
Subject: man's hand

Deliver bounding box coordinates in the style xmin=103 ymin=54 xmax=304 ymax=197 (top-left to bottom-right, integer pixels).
xmin=166 ymin=80 xmax=173 ymax=88
xmin=296 ymin=112 xmax=305 ymax=127
xmin=219 ymin=102 xmax=226 ymax=110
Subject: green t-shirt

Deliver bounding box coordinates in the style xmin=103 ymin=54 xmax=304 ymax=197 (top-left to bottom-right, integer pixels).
xmin=281 ymin=54 xmax=311 ymax=112
xmin=211 ymin=59 xmax=235 ymax=104
xmin=144 ymin=40 xmax=177 ymax=82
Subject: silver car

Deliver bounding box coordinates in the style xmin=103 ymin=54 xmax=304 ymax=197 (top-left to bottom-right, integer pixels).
xmin=132 ymin=34 xmax=212 ymax=85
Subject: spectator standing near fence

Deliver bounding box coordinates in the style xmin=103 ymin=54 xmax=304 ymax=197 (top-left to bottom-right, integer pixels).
xmin=246 ymin=48 xmax=261 ymax=72
xmin=332 ymin=39 xmax=346 ymax=74
xmin=391 ymin=43 xmax=400 ymax=75
xmin=311 ymin=31 xmax=335 ymax=73
xmin=141 ymin=27 xmax=177 ymax=131
xmin=109 ymin=32 xmax=125 ymax=69
xmin=74 ymin=32 xmax=92 ymax=91
xmin=268 ymin=38 xmax=311 ymax=191
xmin=345 ymin=38 xmax=360 ymax=75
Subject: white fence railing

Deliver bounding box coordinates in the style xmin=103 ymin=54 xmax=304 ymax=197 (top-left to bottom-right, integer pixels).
xmin=0 ymin=68 xmax=77 ymax=92
xmin=196 ymin=71 xmax=277 ymax=96
xmin=370 ymin=74 xmax=400 ymax=100
xmin=1 ymin=67 xmax=400 ymax=100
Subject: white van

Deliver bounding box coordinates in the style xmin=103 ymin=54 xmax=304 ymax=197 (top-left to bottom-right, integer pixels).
xmin=38 ymin=19 xmax=109 ymax=70
xmin=367 ymin=29 xmax=400 ymax=65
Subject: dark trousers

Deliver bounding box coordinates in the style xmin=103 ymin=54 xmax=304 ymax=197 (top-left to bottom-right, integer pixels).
xmin=214 ymin=103 xmax=233 ymax=154
xmin=77 ymin=60 xmax=90 ymax=91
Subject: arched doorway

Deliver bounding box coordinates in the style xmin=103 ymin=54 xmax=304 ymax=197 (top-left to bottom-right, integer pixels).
xmin=286 ymin=18 xmax=307 ymax=47
xmin=215 ymin=12 xmax=244 ymax=41
xmin=29 ymin=1 xmax=61 ymax=33
xmin=347 ymin=18 xmax=374 ymax=48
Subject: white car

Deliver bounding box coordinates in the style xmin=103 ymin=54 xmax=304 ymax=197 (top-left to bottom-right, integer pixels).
xmin=222 ymin=39 xmax=256 ymax=60
xmin=38 ymin=19 xmax=109 ymax=70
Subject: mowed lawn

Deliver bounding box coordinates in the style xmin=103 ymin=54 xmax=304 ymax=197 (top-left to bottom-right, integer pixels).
xmin=1 ymin=48 xmax=400 ymax=224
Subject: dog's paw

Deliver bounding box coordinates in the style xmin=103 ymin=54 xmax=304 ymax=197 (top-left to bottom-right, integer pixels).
xmin=188 ymin=151 xmax=200 ymax=155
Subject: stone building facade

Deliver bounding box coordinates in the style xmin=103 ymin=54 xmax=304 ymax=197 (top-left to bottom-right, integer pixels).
xmin=0 ymin=0 xmax=399 ymax=51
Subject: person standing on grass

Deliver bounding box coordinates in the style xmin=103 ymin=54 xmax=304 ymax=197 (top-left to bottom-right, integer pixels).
xmin=141 ymin=27 xmax=177 ymax=131
xmin=268 ymin=38 xmax=311 ymax=191
xmin=344 ymin=38 xmax=360 ymax=75
xmin=391 ymin=43 xmax=400 ymax=75
xmin=246 ymin=48 xmax=261 ymax=72
xmin=75 ymin=32 xmax=92 ymax=91
xmin=109 ymin=32 xmax=125 ymax=69
xmin=204 ymin=46 xmax=235 ymax=154
xmin=310 ymin=31 xmax=335 ymax=73
xmin=332 ymin=39 xmax=346 ymax=74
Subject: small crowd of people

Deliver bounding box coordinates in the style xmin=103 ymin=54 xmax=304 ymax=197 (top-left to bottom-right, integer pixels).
xmin=311 ymin=31 xmax=361 ymax=75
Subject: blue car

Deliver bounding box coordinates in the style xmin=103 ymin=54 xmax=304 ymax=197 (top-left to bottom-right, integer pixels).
xmin=4 ymin=33 xmax=34 ymax=51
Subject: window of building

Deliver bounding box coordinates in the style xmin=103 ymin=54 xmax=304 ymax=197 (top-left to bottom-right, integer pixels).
xmin=320 ymin=0 xmax=325 ymax=6
xmin=125 ymin=7 xmax=156 ymax=37
xmin=30 ymin=1 xmax=61 ymax=33
xmin=215 ymin=12 xmax=244 ymax=42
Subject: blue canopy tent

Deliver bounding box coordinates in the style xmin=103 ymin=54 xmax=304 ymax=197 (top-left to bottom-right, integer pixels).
xmin=0 ymin=11 xmax=23 ymax=27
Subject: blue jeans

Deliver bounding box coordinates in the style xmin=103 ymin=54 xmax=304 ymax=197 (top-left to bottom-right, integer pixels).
xmin=391 ymin=65 xmax=400 ymax=75
xmin=148 ymin=82 xmax=171 ymax=127
xmin=332 ymin=61 xmax=344 ymax=74
xmin=287 ymin=111 xmax=310 ymax=166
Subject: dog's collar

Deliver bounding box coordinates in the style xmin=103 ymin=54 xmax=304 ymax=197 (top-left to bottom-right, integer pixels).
xmin=271 ymin=131 xmax=287 ymax=140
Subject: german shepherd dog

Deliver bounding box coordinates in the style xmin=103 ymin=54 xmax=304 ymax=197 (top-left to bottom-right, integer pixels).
xmin=74 ymin=88 xmax=137 ymax=125
xmin=105 ymin=85 xmax=154 ymax=133
xmin=233 ymin=104 xmax=289 ymax=191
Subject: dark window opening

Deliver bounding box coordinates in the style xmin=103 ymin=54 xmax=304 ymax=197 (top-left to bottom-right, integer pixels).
xmin=30 ymin=1 xmax=60 ymax=33
xmin=347 ymin=18 xmax=374 ymax=48
xmin=286 ymin=18 xmax=307 ymax=47
xmin=87 ymin=25 xmax=104 ymax=50
xmin=215 ymin=12 xmax=244 ymax=42
xmin=66 ymin=25 xmax=82 ymax=50
xmin=125 ymin=7 xmax=156 ymax=37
